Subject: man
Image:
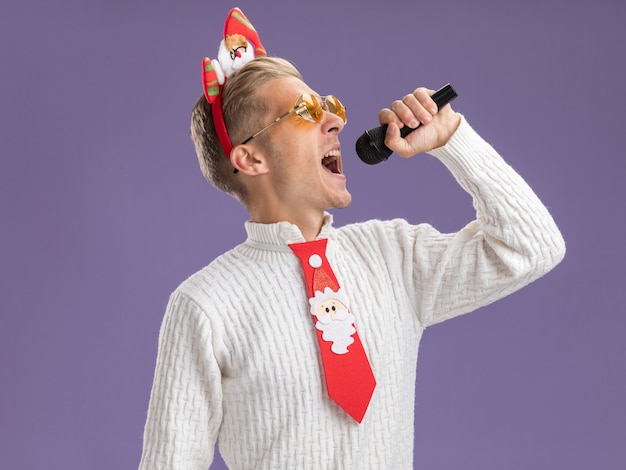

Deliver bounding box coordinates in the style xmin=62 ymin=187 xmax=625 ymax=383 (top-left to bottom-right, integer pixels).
xmin=139 ymin=54 xmax=565 ymax=469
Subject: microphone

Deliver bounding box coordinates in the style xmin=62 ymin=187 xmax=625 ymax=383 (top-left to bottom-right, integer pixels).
xmin=355 ymin=83 xmax=458 ymax=165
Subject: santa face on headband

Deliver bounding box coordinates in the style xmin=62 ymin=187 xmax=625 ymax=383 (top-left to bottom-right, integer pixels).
xmin=218 ymin=34 xmax=257 ymax=77
xmin=310 ymin=288 xmax=356 ymax=355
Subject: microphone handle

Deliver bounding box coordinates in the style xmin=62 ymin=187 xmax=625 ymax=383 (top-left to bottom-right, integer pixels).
xmin=355 ymin=83 xmax=458 ymax=165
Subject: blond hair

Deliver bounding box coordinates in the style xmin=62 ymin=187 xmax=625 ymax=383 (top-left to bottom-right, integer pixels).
xmin=190 ymin=57 xmax=302 ymax=204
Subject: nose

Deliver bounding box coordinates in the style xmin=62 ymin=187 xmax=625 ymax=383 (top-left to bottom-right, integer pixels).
xmin=321 ymin=109 xmax=345 ymax=135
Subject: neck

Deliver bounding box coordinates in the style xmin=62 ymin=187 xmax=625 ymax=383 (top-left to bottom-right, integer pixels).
xmin=248 ymin=205 xmax=325 ymax=241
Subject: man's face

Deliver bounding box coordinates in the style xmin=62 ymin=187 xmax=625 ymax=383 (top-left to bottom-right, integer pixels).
xmin=252 ymin=76 xmax=351 ymax=217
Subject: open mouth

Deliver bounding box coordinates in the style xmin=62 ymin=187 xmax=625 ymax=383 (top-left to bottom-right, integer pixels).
xmin=322 ymin=149 xmax=342 ymax=174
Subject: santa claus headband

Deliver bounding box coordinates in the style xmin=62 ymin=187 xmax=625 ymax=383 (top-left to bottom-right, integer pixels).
xmin=201 ymin=7 xmax=267 ymax=158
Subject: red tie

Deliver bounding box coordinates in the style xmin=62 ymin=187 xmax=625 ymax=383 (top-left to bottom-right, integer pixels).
xmin=289 ymin=239 xmax=376 ymax=423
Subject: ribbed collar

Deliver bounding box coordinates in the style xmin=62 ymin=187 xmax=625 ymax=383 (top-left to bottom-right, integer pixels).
xmin=243 ymin=212 xmax=335 ymax=251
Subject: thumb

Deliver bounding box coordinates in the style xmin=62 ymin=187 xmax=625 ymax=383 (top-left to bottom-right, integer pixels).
xmin=384 ymin=122 xmax=413 ymax=158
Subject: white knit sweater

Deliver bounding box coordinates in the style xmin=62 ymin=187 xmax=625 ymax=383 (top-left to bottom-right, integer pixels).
xmin=139 ymin=118 xmax=565 ymax=469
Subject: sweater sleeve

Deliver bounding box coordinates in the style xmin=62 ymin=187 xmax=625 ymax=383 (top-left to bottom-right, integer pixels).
xmin=139 ymin=291 xmax=223 ymax=469
xmin=414 ymin=116 xmax=566 ymax=327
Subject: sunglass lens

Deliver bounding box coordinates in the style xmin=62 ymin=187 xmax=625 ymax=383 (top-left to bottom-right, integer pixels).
xmin=306 ymin=94 xmax=324 ymax=122
xmin=325 ymin=96 xmax=347 ymax=123
xmin=295 ymin=94 xmax=322 ymax=123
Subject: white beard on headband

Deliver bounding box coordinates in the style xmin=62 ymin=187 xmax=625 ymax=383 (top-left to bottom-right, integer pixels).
xmin=217 ymin=34 xmax=257 ymax=77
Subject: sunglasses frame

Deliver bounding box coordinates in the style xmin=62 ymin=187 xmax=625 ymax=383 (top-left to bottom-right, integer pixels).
xmin=239 ymin=93 xmax=346 ymax=145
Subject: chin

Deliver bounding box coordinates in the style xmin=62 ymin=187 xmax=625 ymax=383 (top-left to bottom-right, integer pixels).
xmin=331 ymin=191 xmax=352 ymax=209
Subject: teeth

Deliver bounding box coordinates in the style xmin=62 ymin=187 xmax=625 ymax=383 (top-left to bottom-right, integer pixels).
xmin=322 ymin=149 xmax=342 ymax=174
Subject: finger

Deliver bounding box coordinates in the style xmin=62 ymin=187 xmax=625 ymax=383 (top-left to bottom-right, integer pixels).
xmin=378 ymin=107 xmax=403 ymax=127
xmin=413 ymin=87 xmax=438 ymax=114
xmin=391 ymin=92 xmax=435 ymax=128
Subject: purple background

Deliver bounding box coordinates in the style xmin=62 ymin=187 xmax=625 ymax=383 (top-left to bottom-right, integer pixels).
xmin=2 ymin=0 xmax=624 ymax=468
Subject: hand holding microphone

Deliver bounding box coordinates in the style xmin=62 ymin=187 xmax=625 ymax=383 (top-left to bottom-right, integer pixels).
xmin=355 ymin=84 xmax=458 ymax=165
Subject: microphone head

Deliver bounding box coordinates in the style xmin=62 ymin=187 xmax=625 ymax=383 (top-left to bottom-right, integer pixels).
xmin=355 ymin=126 xmax=393 ymax=165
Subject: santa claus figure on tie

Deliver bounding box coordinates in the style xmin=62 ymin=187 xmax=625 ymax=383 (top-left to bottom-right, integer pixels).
xmin=309 ymin=287 xmax=357 ymax=355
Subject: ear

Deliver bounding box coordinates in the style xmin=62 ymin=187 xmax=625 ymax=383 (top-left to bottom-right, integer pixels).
xmin=230 ymin=144 xmax=269 ymax=175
